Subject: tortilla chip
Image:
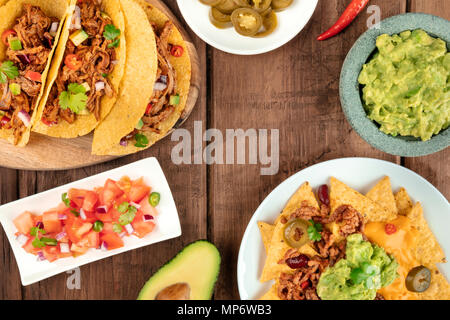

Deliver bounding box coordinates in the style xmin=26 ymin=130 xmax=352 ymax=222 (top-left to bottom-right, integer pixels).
xmin=33 ymin=0 xmax=126 ymax=138
xmin=417 ymin=265 xmax=450 ymax=300
xmin=93 ymin=0 xmax=191 ymax=155
xmin=260 ymin=182 xmax=319 ymax=282
xmin=258 ymin=222 xmax=274 ymax=254
xmin=91 ymin=0 xmax=157 ymax=153
xmin=330 ymin=177 xmax=396 ymax=222
xmin=0 ymin=0 xmax=70 ymax=146
xmin=259 ymin=283 xmax=280 ymax=300
xmin=407 ymin=202 xmax=446 ymax=264
xmin=366 ymin=176 xmax=398 ymax=216
xmin=395 ymin=187 xmax=413 ymax=216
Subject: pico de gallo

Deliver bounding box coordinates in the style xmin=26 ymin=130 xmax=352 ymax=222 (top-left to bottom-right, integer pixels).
xmin=13 ymin=176 xmax=160 ymax=262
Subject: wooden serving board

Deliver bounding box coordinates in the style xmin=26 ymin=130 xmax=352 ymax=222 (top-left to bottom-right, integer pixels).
xmin=0 ymin=0 xmax=200 ymax=171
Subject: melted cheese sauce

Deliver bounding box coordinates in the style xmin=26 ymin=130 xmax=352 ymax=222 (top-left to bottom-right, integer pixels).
xmin=365 ymin=216 xmax=419 ymax=300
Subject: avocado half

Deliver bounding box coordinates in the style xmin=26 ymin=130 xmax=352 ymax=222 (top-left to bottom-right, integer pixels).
xmin=137 ymin=240 xmax=221 ymax=300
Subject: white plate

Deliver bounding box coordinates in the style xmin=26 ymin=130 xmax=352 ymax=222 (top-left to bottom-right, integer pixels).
xmin=0 ymin=157 xmax=182 ymax=286
xmin=177 ymin=0 xmax=318 ymax=55
xmin=237 ymin=157 xmax=450 ymax=300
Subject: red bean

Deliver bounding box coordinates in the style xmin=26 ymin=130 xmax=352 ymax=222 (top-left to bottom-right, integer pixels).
xmin=286 ymin=254 xmax=309 ymax=269
xmin=318 ymin=184 xmax=330 ymax=206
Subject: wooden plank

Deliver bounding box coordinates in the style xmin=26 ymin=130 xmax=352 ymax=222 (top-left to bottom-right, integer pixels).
xmin=404 ymin=0 xmax=450 ymax=200
xmin=208 ymin=0 xmax=404 ymax=299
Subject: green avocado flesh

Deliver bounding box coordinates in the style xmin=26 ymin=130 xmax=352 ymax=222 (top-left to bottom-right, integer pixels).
xmin=358 ymin=29 xmax=450 ymax=141
xmin=137 ymin=240 xmax=221 ymax=300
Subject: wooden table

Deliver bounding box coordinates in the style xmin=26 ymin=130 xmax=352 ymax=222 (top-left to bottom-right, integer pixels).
xmin=0 ymin=0 xmax=448 ymax=300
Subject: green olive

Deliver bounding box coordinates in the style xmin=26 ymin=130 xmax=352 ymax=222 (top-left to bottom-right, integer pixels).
xmin=214 ymin=0 xmax=239 ymax=14
xmin=271 ymin=0 xmax=293 ymax=11
xmin=283 ymin=218 xmax=309 ymax=248
xmin=253 ymin=10 xmax=277 ymax=37
xmin=250 ymin=0 xmax=272 ymax=12
xmin=200 ymin=0 xmax=223 ymax=6
xmin=405 ymin=266 xmax=431 ymax=293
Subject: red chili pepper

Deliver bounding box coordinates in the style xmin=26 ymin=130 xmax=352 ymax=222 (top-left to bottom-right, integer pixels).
xmin=41 ymin=118 xmax=56 ymax=127
xmin=25 ymin=71 xmax=42 ymax=82
xmin=300 ymin=281 xmax=310 ymax=290
xmin=145 ymin=102 xmax=153 ymax=115
xmin=170 ymin=45 xmax=184 ymax=57
xmin=385 ymin=223 xmax=397 ymax=235
xmin=317 ymin=0 xmax=370 ymax=41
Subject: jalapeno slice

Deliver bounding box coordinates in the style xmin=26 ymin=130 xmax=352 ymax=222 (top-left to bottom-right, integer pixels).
xmin=251 ymin=0 xmax=272 ymax=12
xmin=405 ymin=266 xmax=431 ymax=293
xmin=200 ymin=0 xmax=223 ymax=6
xmin=283 ymin=218 xmax=310 ymax=248
xmin=271 ymin=0 xmax=293 ymax=10
xmin=253 ymin=10 xmax=277 ymax=37
xmin=214 ymin=0 xmax=239 ymax=14
xmin=209 ymin=8 xmax=232 ymax=28
xmin=231 ymin=8 xmax=262 ymax=36
xmin=232 ymin=0 xmax=251 ymax=6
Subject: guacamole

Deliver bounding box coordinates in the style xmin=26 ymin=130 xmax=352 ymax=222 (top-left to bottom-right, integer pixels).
xmin=317 ymin=234 xmax=399 ymax=300
xmin=358 ymin=29 xmax=450 ymax=141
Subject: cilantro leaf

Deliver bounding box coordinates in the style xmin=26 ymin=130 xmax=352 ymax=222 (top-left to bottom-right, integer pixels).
xmin=113 ymin=223 xmax=122 ymax=233
xmin=41 ymin=237 xmax=58 ymax=246
xmin=307 ymin=220 xmax=322 ymax=242
xmin=134 ymin=133 xmax=149 ymax=148
xmin=117 ymin=201 xmax=129 ymax=213
xmin=30 ymin=227 xmax=46 ymax=237
xmin=0 ymin=61 xmax=19 ymax=84
xmin=119 ymin=206 xmax=136 ymax=226
xmin=70 ymin=209 xmax=80 ymax=217
xmin=103 ymin=24 xmax=120 ymax=41
xmin=108 ymin=38 xmax=120 ymax=48
xmin=59 ymin=83 xmax=88 ymax=113
xmin=32 ymin=237 xmax=45 ymax=249
xmin=62 ymin=192 xmax=70 ymax=207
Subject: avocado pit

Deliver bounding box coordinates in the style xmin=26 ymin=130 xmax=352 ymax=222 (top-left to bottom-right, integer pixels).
xmin=156 ymin=282 xmax=191 ymax=300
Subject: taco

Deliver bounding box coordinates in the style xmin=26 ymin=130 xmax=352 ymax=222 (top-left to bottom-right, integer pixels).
xmin=0 ymin=0 xmax=69 ymax=146
xmin=92 ymin=0 xmax=191 ymax=156
xmin=32 ymin=0 xmax=126 ymax=138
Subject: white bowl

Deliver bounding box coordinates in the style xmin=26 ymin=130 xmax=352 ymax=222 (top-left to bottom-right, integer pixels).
xmin=177 ymin=0 xmax=318 ymax=55
xmin=0 ymin=157 xmax=182 ymax=286
xmin=237 ymin=157 xmax=450 ymax=300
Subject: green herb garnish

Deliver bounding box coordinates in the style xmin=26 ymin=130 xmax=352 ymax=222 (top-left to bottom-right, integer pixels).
xmin=113 ymin=223 xmax=122 ymax=233
xmin=0 ymin=61 xmax=19 ymax=84
xmin=307 ymin=220 xmax=323 ymax=242
xmin=30 ymin=227 xmax=46 ymax=237
xmin=62 ymin=192 xmax=70 ymax=207
xmin=59 ymin=83 xmax=88 ymax=114
xmin=117 ymin=201 xmax=130 ymax=213
xmin=350 ymin=262 xmax=381 ymax=289
xmin=119 ymin=206 xmax=137 ymax=226
xmin=108 ymin=38 xmax=120 ymax=48
xmin=134 ymin=133 xmax=149 ymax=148
xmin=103 ymin=24 xmax=120 ymax=48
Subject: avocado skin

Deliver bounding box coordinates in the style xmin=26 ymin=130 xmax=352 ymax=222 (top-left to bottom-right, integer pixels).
xmin=137 ymin=240 xmax=221 ymax=300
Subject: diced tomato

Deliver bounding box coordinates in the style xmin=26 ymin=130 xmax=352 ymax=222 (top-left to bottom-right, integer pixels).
xmin=139 ymin=196 xmax=158 ymax=217
xmin=95 ymin=210 xmax=113 ymax=222
xmin=68 ymin=189 xmax=88 ymax=208
xmin=129 ymin=179 xmax=151 ymax=203
xmin=85 ymin=230 xmax=100 ymax=248
xmin=71 ymin=242 xmax=89 ymax=255
xmin=33 ymin=215 xmax=43 ymax=227
xmin=23 ymin=238 xmax=39 ymax=255
xmin=25 ymin=71 xmax=42 ymax=82
xmin=99 ymin=180 xmax=123 ymax=207
xmin=58 ymin=249 xmax=72 ymax=259
xmin=132 ymin=210 xmax=155 ymax=238
xmin=105 ymin=179 xmax=124 ymax=197
xmin=42 ymin=246 xmax=60 ymax=262
xmin=116 ymin=176 xmax=132 ymax=194
xmin=101 ymin=222 xmax=114 ymax=234
xmin=0 ymin=115 xmax=11 ymax=127
xmin=65 ymin=217 xmax=92 ymax=243
xmin=82 ymin=191 xmax=98 ymax=212
xmin=145 ymin=103 xmax=153 ymax=115
xmin=64 ymin=54 xmax=82 ymax=71
xmin=42 ymin=211 xmax=62 ymax=233
xmin=41 ymin=118 xmax=56 ymax=127
xmin=1 ymin=29 xmax=17 ymax=46
xmin=13 ymin=212 xmax=35 ymax=235
xmin=170 ymin=44 xmax=184 ymax=57
xmin=100 ymin=233 xmax=124 ymax=250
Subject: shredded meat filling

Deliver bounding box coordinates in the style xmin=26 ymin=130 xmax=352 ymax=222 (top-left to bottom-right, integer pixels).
xmin=0 ymin=4 xmax=55 ymax=144
xmin=42 ymin=0 xmax=116 ymax=125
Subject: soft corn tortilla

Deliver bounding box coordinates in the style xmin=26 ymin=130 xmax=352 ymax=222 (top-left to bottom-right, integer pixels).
xmin=260 ymin=182 xmax=320 ymax=282
xmin=92 ymin=0 xmax=191 ymax=156
xmin=0 ymin=0 xmax=70 ymax=146
xmin=32 ymin=0 xmax=126 ymax=138
xmin=91 ymin=0 xmax=157 ymax=153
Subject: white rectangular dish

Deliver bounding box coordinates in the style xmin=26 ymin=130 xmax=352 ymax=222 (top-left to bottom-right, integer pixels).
xmin=0 ymin=157 xmax=181 ymax=286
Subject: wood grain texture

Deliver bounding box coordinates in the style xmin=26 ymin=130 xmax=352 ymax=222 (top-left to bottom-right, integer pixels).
xmin=0 ymin=0 xmax=200 ymax=171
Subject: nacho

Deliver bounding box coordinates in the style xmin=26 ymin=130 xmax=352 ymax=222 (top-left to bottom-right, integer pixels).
xmin=366 ymin=176 xmax=398 ymax=216
xmin=395 ymin=187 xmax=413 ymax=216
xmin=92 ymin=0 xmax=191 ymax=156
xmin=33 ymin=0 xmax=126 ymax=138
xmin=257 ymin=221 xmax=274 ymax=254
xmin=0 ymin=0 xmax=69 ymax=146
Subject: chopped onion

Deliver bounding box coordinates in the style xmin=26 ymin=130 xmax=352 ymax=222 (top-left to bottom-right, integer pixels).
xmin=158 ymin=75 xmax=168 ymax=84
xmin=124 ymin=224 xmax=134 ymax=235
xmin=70 ymin=6 xmax=81 ymax=30
xmin=96 ymin=206 xmax=108 ymax=214
xmin=119 ymin=232 xmax=126 ymax=238
xmin=16 ymin=234 xmax=29 ymax=246
xmin=111 ymin=60 xmax=119 ymax=65
xmin=49 ymin=22 xmax=59 ymax=37
xmin=95 ymin=81 xmax=105 ymax=92
xmin=55 ymin=231 xmax=67 ymax=241
xmin=101 ymin=241 xmax=108 ymax=251
xmin=18 ymin=110 xmax=31 ymax=127
xmin=153 ymin=82 xmax=167 ymax=91
xmin=59 ymin=243 xmax=70 ymax=253
xmin=37 ymin=251 xmax=46 ymax=261
xmin=58 ymin=214 xmax=67 ymax=220
xmin=143 ymin=215 xmax=154 ymax=222
xmin=119 ymin=138 xmax=128 ymax=147
xmin=35 ymin=221 xmax=44 ymax=229
xmin=17 ymin=54 xmax=30 ymax=65
xmin=80 ymin=208 xmax=87 ymax=220
xmin=129 ymin=201 xmax=141 ymax=209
